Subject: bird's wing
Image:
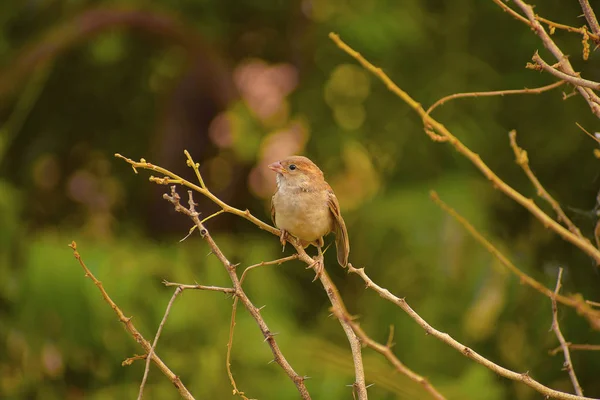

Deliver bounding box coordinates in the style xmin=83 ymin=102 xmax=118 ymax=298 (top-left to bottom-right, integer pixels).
xmin=270 ymin=194 xmax=277 ymax=226
xmin=327 ymin=189 xmax=349 ymax=267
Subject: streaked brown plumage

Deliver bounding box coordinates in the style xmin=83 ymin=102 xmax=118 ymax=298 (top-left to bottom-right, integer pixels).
xmin=269 ymin=156 xmax=349 ymax=277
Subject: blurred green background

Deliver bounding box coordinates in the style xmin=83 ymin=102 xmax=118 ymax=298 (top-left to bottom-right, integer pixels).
xmin=1 ymin=0 xmax=600 ymax=399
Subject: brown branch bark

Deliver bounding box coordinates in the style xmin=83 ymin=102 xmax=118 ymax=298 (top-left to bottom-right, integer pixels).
xmin=551 ymin=269 xmax=584 ymax=396
xmin=331 ymin=308 xmax=446 ymax=400
xmin=138 ymin=286 xmax=184 ymax=400
xmin=346 ymin=264 xmax=595 ymax=400
xmin=508 ymin=130 xmax=586 ymax=240
xmin=429 ymin=191 xmax=600 ymax=329
xmin=529 ymin=53 xmax=600 ymax=90
xmin=578 ymin=0 xmax=600 ymax=35
xmin=327 ymin=32 xmax=600 ymax=269
xmin=511 ymin=0 xmax=600 ymax=119
xmin=68 ymin=242 xmax=195 ymax=400
xmin=163 ymin=187 xmax=311 ymax=399
xmin=426 ymin=81 xmax=564 ymax=115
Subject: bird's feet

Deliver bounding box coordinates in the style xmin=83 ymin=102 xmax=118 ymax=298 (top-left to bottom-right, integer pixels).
xmin=279 ymin=229 xmax=288 ymax=252
xmin=307 ymin=255 xmax=324 ymax=282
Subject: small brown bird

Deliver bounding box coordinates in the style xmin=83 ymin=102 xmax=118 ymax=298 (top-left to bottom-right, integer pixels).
xmin=269 ymin=156 xmax=349 ymax=278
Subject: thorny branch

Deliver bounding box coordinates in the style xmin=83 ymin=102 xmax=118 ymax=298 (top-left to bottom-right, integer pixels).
xmin=508 ymin=130 xmax=586 ymax=240
xmin=138 ymin=286 xmax=184 ymax=400
xmin=326 ymin=31 xmax=600 ymax=400
xmin=429 ymin=191 xmax=600 ymax=330
xmin=550 ymin=268 xmax=583 ymax=396
xmin=68 ymin=242 xmax=195 ymax=400
xmin=116 ymin=152 xmax=370 ymax=400
xmin=327 ymin=32 xmax=600 ymax=268
xmin=163 ymin=186 xmax=312 ymax=400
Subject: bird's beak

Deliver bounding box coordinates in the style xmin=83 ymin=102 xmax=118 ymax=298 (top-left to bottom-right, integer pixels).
xmin=268 ymin=161 xmax=286 ymax=174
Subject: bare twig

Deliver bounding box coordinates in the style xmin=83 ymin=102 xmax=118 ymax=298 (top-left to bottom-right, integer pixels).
xmin=138 ymin=286 xmax=184 ymax=400
xmin=239 ymin=255 xmax=300 ymax=285
xmin=529 ymin=52 xmax=600 ymax=91
xmin=551 ymin=269 xmax=584 ymax=396
xmin=575 ymin=122 xmax=600 ymax=145
xmin=226 ymin=255 xmax=299 ymax=399
xmin=511 ymin=0 xmax=600 ymax=119
xmin=117 ymin=152 xmax=600 ymax=399
xmin=508 ymin=130 xmax=586 ymax=239
xmin=426 ymin=81 xmax=564 ymax=115
xmin=162 ymin=280 xmax=235 ymax=294
xmin=225 ymin=291 xmax=248 ymax=399
xmin=550 ymin=343 xmax=600 ymax=355
xmin=291 ymin=245 xmax=368 ymax=399
xmin=163 ymin=187 xmax=311 ymax=399
xmin=118 ymin=153 xmax=369 ymax=399
xmin=578 ymin=0 xmax=600 ymax=36
xmin=331 ymin=308 xmax=445 ymax=400
xmin=347 ymin=263 xmax=595 ymax=400
xmin=327 ymin=32 xmax=600 ymax=268
xmin=68 ymin=242 xmax=195 ymax=400
xmin=429 ymin=191 xmax=600 ymax=329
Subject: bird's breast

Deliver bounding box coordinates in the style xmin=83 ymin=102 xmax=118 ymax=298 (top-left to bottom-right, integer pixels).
xmin=273 ymin=188 xmax=332 ymax=242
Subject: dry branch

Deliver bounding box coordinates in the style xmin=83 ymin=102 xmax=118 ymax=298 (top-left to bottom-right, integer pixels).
xmin=116 ymin=152 xmax=369 ymax=400
xmin=331 ymin=308 xmax=446 ymax=400
xmin=429 ymin=191 xmax=600 ymax=329
xmin=511 ymin=0 xmax=600 ymax=119
xmin=529 ymin=53 xmax=600 ymax=91
xmin=163 ymin=186 xmax=312 ymax=399
xmin=550 ymin=269 xmax=583 ymax=396
xmin=68 ymin=242 xmax=195 ymax=400
xmin=508 ymin=130 xmax=586 ymax=240
xmin=578 ymin=0 xmax=600 ymax=36
xmin=346 ymin=264 xmax=596 ymax=400
xmin=426 ymin=81 xmax=564 ymax=115
xmin=138 ymin=286 xmax=184 ymax=400
xmin=328 ymin=32 xmax=600 ymax=269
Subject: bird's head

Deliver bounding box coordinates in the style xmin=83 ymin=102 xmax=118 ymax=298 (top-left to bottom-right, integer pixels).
xmin=268 ymin=156 xmax=324 ymax=189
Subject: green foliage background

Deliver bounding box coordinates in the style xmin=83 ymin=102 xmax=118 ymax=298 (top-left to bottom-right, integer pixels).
xmin=1 ymin=0 xmax=599 ymax=399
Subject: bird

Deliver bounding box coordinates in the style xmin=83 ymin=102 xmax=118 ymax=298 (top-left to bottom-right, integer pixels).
xmin=268 ymin=155 xmax=349 ymax=279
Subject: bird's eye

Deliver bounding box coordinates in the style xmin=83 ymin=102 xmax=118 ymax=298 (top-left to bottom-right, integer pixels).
xmin=288 ymin=164 xmax=297 ymax=171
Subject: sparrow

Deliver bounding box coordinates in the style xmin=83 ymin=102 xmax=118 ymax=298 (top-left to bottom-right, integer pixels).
xmin=269 ymin=156 xmax=349 ymax=279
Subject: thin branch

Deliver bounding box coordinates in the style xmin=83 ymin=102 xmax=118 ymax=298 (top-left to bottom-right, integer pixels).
xmin=429 ymin=191 xmax=600 ymax=329
xmin=426 ymin=81 xmax=564 ymax=115
xmin=575 ymin=122 xmax=600 ymax=145
xmin=550 ymin=343 xmax=600 ymax=355
xmin=529 ymin=52 xmax=600 ymax=91
xmin=162 ymin=280 xmax=235 ymax=294
xmin=331 ymin=308 xmax=445 ymax=400
xmin=578 ymin=0 xmax=600 ymax=36
xmin=115 ymin=153 xmax=280 ymax=237
xmin=492 ymin=0 xmax=600 ymax=45
xmin=291 ymin=245 xmax=368 ymax=400
xmin=490 ymin=0 xmax=529 ymax=25
xmin=551 ymin=269 xmax=583 ymax=396
xmin=138 ymin=286 xmax=184 ymax=400
xmin=118 ymin=154 xmax=599 ymax=399
xmin=226 ymin=255 xmax=298 ymax=400
xmin=68 ymin=242 xmax=195 ymax=400
xmin=162 ymin=187 xmax=311 ymax=399
xmin=536 ymin=16 xmax=600 ymax=44
xmin=327 ymin=32 xmax=600 ymax=268
xmin=118 ymin=152 xmax=369 ymax=399
xmin=239 ymin=255 xmax=300 ymax=285
xmin=508 ymin=130 xmax=586 ymax=239
xmin=511 ymin=0 xmax=600 ymax=119
xmin=347 ymin=263 xmax=594 ymax=400
xmin=226 ymin=291 xmax=248 ymax=400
